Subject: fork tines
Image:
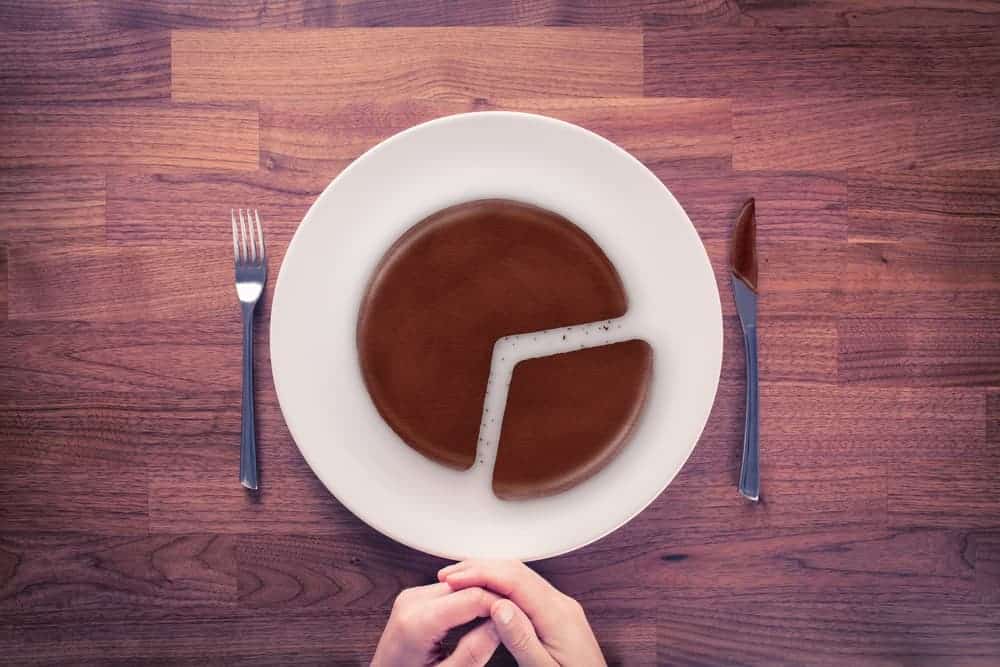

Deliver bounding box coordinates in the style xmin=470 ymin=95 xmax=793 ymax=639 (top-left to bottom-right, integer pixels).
xmin=231 ymin=208 xmax=265 ymax=264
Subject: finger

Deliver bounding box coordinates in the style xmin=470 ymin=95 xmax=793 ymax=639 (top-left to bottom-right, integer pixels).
xmin=422 ymin=587 xmax=501 ymax=634
xmin=438 ymin=621 xmax=500 ymax=667
xmin=405 ymin=582 xmax=453 ymax=601
xmin=444 ymin=560 xmax=561 ymax=625
xmin=491 ymin=600 xmax=556 ymax=667
xmin=437 ymin=562 xmax=465 ymax=582
xmin=392 ymin=581 xmax=453 ymax=615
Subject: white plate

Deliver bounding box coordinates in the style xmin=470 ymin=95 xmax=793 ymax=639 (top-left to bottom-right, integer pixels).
xmin=270 ymin=112 xmax=722 ymax=561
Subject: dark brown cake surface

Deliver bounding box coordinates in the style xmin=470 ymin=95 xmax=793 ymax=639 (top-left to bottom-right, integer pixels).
xmin=493 ymin=340 xmax=653 ymax=499
xmin=357 ymin=199 xmax=628 ymax=470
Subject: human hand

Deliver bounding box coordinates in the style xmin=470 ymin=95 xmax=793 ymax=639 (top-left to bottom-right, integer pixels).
xmin=371 ymin=582 xmax=501 ymax=667
xmin=438 ymin=560 xmax=606 ymax=667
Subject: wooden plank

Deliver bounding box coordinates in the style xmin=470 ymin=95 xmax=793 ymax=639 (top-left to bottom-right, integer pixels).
xmin=989 ymin=388 xmax=1000 ymax=445
xmin=644 ymin=26 xmax=1000 ymax=97
xmin=971 ymin=530 xmax=1000 ymax=603
xmin=0 ymin=30 xmax=169 ymax=102
xmin=642 ymin=0 xmax=740 ymax=25
xmin=172 ymin=28 xmax=643 ymax=103
xmin=0 ymin=0 xmax=647 ymax=29
xmin=843 ymin=241 xmax=1000 ymax=318
xmin=101 ymin=0 xmax=309 ymax=28
xmin=0 ymin=105 xmax=258 ymax=172
xmin=917 ymin=98 xmax=1000 ymax=170
xmin=0 ymin=608 xmax=387 ymax=665
xmin=762 ymin=384 xmax=984 ymax=461
xmin=6 ymin=243 xmax=272 ymax=320
xmin=840 ymin=318 xmax=1000 ymax=386
xmin=0 ymin=460 xmax=147 ymax=533
xmin=236 ymin=533 xmax=442 ymax=610
xmin=106 ymin=170 xmax=329 ymax=243
xmin=260 ymin=98 xmax=731 ymax=173
xmin=658 ymin=599 xmax=1000 ymax=666
xmin=551 ymin=526 xmax=982 ymax=605
xmin=501 ymin=97 xmax=731 ymax=164
xmin=875 ymin=386 xmax=996 ymax=527
xmin=0 ymin=245 xmax=6 ymax=321
xmin=0 ymin=534 xmax=237 ymax=613
xmin=890 ymin=459 xmax=1000 ymax=529
xmin=310 ymin=0 xmax=645 ymax=26
xmin=0 ymin=0 xmax=104 ymax=29
xmin=731 ymin=0 xmax=1000 ymax=27
xmin=0 ymin=321 xmax=242 ymax=468
xmin=0 ymin=321 xmax=240 ymax=396
xmin=0 ymin=171 xmax=105 ymax=243
xmin=849 ymin=171 xmax=1000 ymax=244
xmin=845 ymin=241 xmax=1000 ymax=296
xmin=764 ymin=318 xmax=838 ymax=382
xmin=733 ymin=97 xmax=916 ymax=171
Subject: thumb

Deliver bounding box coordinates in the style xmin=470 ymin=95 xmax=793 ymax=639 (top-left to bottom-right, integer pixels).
xmin=491 ymin=599 xmax=556 ymax=667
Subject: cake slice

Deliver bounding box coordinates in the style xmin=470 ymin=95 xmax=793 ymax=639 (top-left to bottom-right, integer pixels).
xmin=493 ymin=340 xmax=653 ymax=499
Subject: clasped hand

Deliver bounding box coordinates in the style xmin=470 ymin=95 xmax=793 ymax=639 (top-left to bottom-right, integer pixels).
xmin=372 ymin=559 xmax=606 ymax=666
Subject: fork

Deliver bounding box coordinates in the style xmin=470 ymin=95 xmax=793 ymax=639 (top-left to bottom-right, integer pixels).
xmin=232 ymin=209 xmax=266 ymax=490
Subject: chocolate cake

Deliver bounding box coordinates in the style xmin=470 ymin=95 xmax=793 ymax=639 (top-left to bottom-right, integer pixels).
xmin=494 ymin=340 xmax=653 ymax=499
xmin=357 ymin=198 xmax=652 ymax=497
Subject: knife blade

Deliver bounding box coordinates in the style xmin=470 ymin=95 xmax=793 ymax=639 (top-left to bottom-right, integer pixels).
xmin=731 ymin=198 xmax=760 ymax=502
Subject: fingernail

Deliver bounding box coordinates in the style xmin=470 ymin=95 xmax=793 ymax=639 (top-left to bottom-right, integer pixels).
xmin=496 ymin=601 xmax=515 ymax=625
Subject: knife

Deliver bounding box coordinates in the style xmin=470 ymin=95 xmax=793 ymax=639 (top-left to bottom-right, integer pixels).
xmin=731 ymin=198 xmax=760 ymax=502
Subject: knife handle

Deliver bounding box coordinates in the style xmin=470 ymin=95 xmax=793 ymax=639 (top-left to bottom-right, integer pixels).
xmin=739 ymin=326 xmax=760 ymax=501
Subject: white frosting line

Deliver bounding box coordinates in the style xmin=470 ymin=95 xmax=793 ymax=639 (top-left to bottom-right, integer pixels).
xmin=467 ymin=314 xmax=644 ymax=489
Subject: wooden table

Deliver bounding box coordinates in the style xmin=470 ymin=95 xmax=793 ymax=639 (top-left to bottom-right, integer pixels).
xmin=2 ymin=2 xmax=999 ymax=664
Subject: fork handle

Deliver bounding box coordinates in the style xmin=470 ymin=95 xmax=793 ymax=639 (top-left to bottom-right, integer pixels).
xmin=738 ymin=326 xmax=760 ymax=501
xmin=240 ymin=302 xmax=259 ymax=490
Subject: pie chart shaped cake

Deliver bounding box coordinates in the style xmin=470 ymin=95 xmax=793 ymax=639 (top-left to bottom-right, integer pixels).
xmin=358 ymin=199 xmax=653 ymax=499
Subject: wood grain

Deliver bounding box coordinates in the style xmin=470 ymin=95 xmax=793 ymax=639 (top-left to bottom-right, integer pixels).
xmin=0 ymin=171 xmax=105 ymax=243
xmin=0 ymin=29 xmax=169 ymax=102
xmin=0 ymin=0 xmax=648 ymax=30
xmin=731 ymin=0 xmax=1000 ymax=27
xmin=843 ymin=241 xmax=1000 ymax=318
xmin=1 ymin=1 xmax=999 ymax=664
xmin=0 ymin=460 xmax=148 ymax=533
xmin=840 ymin=317 xmax=1000 ymax=386
xmin=312 ymin=0 xmax=647 ymax=27
xmin=106 ymin=170 xmax=329 ymax=243
xmin=172 ymin=29 xmax=643 ymax=103
xmin=658 ymin=600 xmax=1000 ymax=666
xmin=917 ymin=98 xmax=1000 ymax=170
xmin=733 ymin=97 xmax=916 ymax=171
xmin=0 ymin=534 xmax=238 ymax=612
xmin=7 ymin=244 xmax=238 ymax=320
xmin=0 ymin=105 xmax=259 ymax=172
xmin=8 ymin=0 xmax=1000 ymax=31
xmin=848 ymin=171 xmax=1000 ymax=244
xmin=890 ymin=459 xmax=1000 ymax=529
xmin=644 ymin=26 xmax=1000 ymax=97
xmin=261 ymin=97 xmax=731 ymax=174
xmin=0 ymin=245 xmax=7 ymax=321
